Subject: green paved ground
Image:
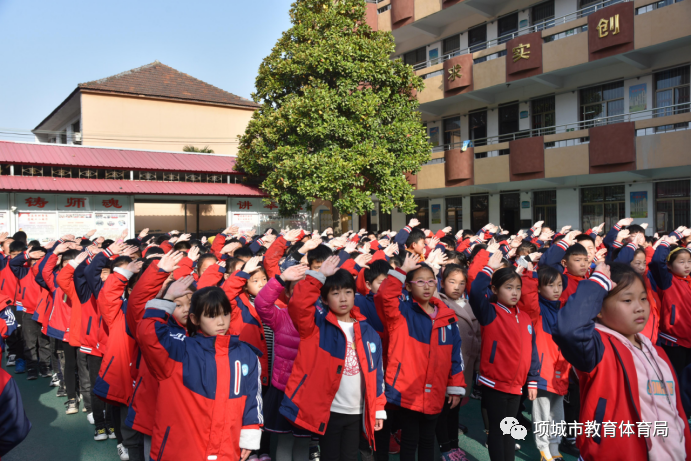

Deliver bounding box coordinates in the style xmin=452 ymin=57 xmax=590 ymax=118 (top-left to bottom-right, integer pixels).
xmin=6 ymin=369 xmax=579 ymax=461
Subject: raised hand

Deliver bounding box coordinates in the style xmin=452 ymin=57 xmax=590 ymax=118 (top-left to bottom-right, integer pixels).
xmin=384 ymin=242 xmax=399 ymax=257
xmin=539 ymin=229 xmax=555 ymax=241
xmin=138 ymin=228 xmax=150 ymax=240
xmin=401 ymin=253 xmax=421 ymax=274
xmin=221 ymin=242 xmax=242 ymax=256
xmin=640 ymin=223 xmax=648 ymax=230
xmin=158 ymin=251 xmax=184 ymax=273
xmin=486 ymin=242 xmax=501 ymax=254
xmin=28 ymin=250 xmax=46 ymax=260
xmin=163 ymin=275 xmax=195 ymax=301
xmin=487 ymin=251 xmax=504 ymax=270
xmin=53 ymin=242 xmax=71 ymax=255
xmin=593 ymin=262 xmax=614 ymax=288
xmin=343 ymin=241 xmax=358 ymax=254
xmin=616 ymin=229 xmax=630 ymax=242
xmin=594 ymin=248 xmax=608 ymax=263
xmin=126 ymin=260 xmax=144 ymax=274
xmin=122 ymin=245 xmax=139 ymax=257
xmin=242 ymin=256 xmax=263 ymax=274
xmin=408 ymin=218 xmax=420 ymax=228
xmin=560 ymin=226 xmax=572 ymax=235
xmin=223 ymin=224 xmax=239 ymax=236
xmin=74 ymin=252 xmax=88 ymax=265
xmin=532 ymin=221 xmax=544 ymax=233
xmin=284 ymin=229 xmax=303 ymax=243
xmin=61 ymin=234 xmax=76 ymax=242
xmin=318 ymin=255 xmax=341 ymax=277
xmin=120 ymin=229 xmax=129 ymax=240
xmin=302 ymin=238 xmax=321 ymax=253
xmin=85 ymin=229 xmax=97 ymax=238
xmin=0 ymin=232 xmax=8 ymax=243
xmin=427 ymin=236 xmax=440 ymax=249
xmin=563 ymin=230 xmax=581 ymax=246
xmin=455 ymin=230 xmax=464 ymax=241
xmin=442 ymin=226 xmax=452 ymax=234
xmin=617 ymin=218 xmax=634 ymax=228
xmin=187 ymin=245 xmax=200 ymax=262
xmin=280 ymin=264 xmax=308 ymax=282
xmin=177 ymin=233 xmax=192 ymax=243
xmin=354 ymin=253 xmax=373 ymax=268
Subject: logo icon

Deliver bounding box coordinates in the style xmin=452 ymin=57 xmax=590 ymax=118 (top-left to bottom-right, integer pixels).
xmin=528 ymin=325 xmax=533 ymax=334
xmin=501 ymin=417 xmax=527 ymax=440
xmin=241 ymin=364 xmax=249 ymax=376
xmin=369 ymin=343 xmax=377 ymax=353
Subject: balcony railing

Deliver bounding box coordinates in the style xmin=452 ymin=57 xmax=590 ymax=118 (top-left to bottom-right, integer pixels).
xmin=432 ymin=103 xmax=691 ymax=153
xmin=411 ymin=0 xmax=632 ymax=73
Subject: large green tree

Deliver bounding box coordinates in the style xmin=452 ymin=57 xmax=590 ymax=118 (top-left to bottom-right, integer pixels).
xmin=236 ymin=0 xmax=430 ymax=217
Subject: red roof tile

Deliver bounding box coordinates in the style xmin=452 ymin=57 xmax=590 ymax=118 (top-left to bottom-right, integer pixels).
xmin=78 ymin=61 xmax=259 ymax=109
xmin=0 ymin=141 xmax=241 ymax=174
xmin=0 ymin=175 xmax=264 ymax=197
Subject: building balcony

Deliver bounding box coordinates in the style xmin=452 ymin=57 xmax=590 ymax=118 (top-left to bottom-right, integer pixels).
xmin=405 ymin=0 xmax=690 ymax=113
xmin=415 ymin=103 xmax=691 ymax=190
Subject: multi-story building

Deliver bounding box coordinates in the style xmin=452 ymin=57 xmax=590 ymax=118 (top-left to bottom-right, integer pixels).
xmin=363 ymin=0 xmax=690 ymax=236
xmin=32 ymin=61 xmax=258 ymax=156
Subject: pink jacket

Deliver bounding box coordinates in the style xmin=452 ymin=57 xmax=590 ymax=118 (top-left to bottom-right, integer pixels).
xmin=255 ymin=276 xmax=300 ymax=392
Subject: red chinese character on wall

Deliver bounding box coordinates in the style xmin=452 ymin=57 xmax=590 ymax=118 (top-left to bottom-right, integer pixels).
xmin=66 ymin=198 xmax=86 ymax=208
xmin=264 ymin=202 xmax=278 ymax=210
xmin=237 ymin=200 xmax=252 ymax=210
xmin=102 ymin=199 xmax=122 ymax=209
xmin=25 ymin=197 xmax=47 ymax=208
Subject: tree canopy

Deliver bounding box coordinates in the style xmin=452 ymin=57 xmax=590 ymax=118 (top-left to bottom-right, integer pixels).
xmin=236 ymin=0 xmax=430 ymax=217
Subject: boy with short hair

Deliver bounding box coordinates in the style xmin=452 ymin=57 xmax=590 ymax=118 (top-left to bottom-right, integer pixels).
xmin=538 ymin=231 xmax=589 ymax=303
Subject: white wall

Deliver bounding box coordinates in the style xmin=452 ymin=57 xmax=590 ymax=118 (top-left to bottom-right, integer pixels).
xmin=462 ymin=196 xmax=471 ymax=230
xmin=427 ymin=41 xmax=441 ymax=64
xmin=486 ymin=21 xmax=497 ymax=42
xmin=489 ymin=194 xmax=501 ymax=225
xmin=625 ymin=182 xmax=655 ymax=235
xmin=624 ymin=75 xmax=653 ymax=115
xmin=459 ymin=31 xmax=469 ymax=51
xmin=555 ymin=0 xmax=577 ymax=18
xmin=392 ymin=207 xmax=406 ymax=231
xmin=429 ymin=198 xmax=445 ymax=233
xmin=518 ymin=10 xmax=530 ymax=34
xmin=519 ymin=101 xmax=531 ymax=131
xmin=556 ymin=188 xmax=580 ymax=230
xmin=555 ymin=92 xmax=579 ymax=127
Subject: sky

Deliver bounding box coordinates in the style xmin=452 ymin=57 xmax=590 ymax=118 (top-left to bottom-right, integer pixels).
xmin=0 ymin=0 xmax=293 ymax=141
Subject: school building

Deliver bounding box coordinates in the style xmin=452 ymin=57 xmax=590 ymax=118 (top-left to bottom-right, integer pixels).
xmin=362 ymin=0 xmax=691 ymax=235
xmin=0 ymin=141 xmax=312 ymax=243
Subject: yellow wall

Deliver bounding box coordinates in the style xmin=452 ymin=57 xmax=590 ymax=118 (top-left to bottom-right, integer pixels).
xmin=474 ymin=156 xmax=509 ymax=184
xmin=417 ymin=163 xmax=445 ymax=189
xmin=543 ymin=33 xmax=588 ymax=74
xmin=545 ymin=145 xmax=589 ymax=177
xmin=81 ymin=92 xmax=256 ymax=156
xmin=636 ymin=130 xmax=691 ymax=170
xmin=417 ymin=74 xmax=444 ymax=103
xmin=635 ymin=0 xmax=690 ymax=50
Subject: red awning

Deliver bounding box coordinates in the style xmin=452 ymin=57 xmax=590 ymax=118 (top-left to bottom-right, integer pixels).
xmin=0 ymin=175 xmax=264 ymax=197
xmin=0 ymin=141 xmax=240 ymax=174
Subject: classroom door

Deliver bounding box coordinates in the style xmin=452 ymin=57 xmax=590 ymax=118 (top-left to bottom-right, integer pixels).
xmin=500 ymin=193 xmax=520 ymax=235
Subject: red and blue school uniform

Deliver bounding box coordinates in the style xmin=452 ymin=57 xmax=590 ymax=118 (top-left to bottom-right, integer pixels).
xmin=469 ymin=266 xmax=540 ymax=394
xmin=222 ymin=272 xmax=270 ymax=387
xmin=552 ymin=273 xmax=690 ymax=461
xmin=538 ymin=239 xmax=586 ymax=304
xmin=517 ymin=271 xmax=570 ymax=395
xmin=93 ymin=268 xmax=133 ymax=406
xmin=0 ymin=368 xmax=31 ymax=459
xmin=9 ymin=252 xmax=50 ymax=321
xmin=0 ymin=295 xmax=15 ymax=353
xmin=0 ymin=253 xmax=19 ymax=313
xmin=41 ymin=253 xmax=73 ymax=343
xmin=280 ymin=271 xmax=386 ymax=447
xmin=138 ymin=299 xmax=263 ymax=461
xmin=648 ymin=240 xmax=690 ymax=348
xmin=374 ymin=268 xmax=465 ymax=414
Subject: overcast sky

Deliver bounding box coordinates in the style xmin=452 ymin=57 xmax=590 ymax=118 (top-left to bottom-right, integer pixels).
xmin=0 ymin=0 xmax=292 ymax=141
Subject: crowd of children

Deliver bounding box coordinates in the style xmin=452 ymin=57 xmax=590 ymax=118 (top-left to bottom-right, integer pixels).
xmin=0 ymin=217 xmax=689 ymax=461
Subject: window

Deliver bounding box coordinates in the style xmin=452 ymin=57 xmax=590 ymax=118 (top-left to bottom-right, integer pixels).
xmin=578 ymin=0 xmax=619 ymax=17
xmin=654 ymin=66 xmax=690 ymax=117
xmin=446 ymin=197 xmax=463 ymax=235
xmin=531 ymin=0 xmax=555 ymax=29
xmin=378 ymin=207 xmax=392 ymax=233
xmin=403 ymin=47 xmax=427 ymax=66
xmin=471 ymin=195 xmax=489 ymax=232
xmin=468 ymin=24 xmax=487 ymax=52
xmin=500 ymin=193 xmax=521 ymax=234
xmin=21 ymin=165 xmax=43 ymax=176
xmin=534 ymin=190 xmax=557 ymax=231
xmin=655 ymin=180 xmax=690 ymax=233
xmin=443 ymin=117 xmax=461 ymax=147
xmin=406 ymin=199 xmax=429 ymax=228
xmin=580 ymin=81 xmax=624 ymax=128
xmin=499 ymin=103 xmax=519 ymax=142
xmin=581 ymin=185 xmax=625 ymax=230
xmin=469 ymin=110 xmax=487 ymax=147
xmin=532 ymin=96 xmax=556 ymax=136
xmin=443 ymin=35 xmax=461 ymax=55
xmin=636 ymin=0 xmax=684 ymax=14
xmin=497 ymin=13 xmax=518 ymax=44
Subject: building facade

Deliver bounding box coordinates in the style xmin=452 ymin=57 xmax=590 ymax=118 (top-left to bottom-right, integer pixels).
xmin=364 ymin=0 xmax=690 ymax=235
xmin=32 ymin=61 xmax=258 ymax=156
xmin=0 ymin=141 xmax=313 ymax=243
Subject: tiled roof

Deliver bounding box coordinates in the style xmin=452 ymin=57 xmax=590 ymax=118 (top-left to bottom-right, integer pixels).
xmin=0 ymin=141 xmax=241 ymax=174
xmin=0 ymin=175 xmax=264 ymax=197
xmin=78 ymin=61 xmax=259 ymax=109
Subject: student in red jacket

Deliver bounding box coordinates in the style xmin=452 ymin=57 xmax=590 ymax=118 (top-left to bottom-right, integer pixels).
xmin=553 ymin=262 xmax=690 ymax=461
xmin=518 ymin=265 xmax=570 ymax=461
xmin=470 ymin=251 xmax=540 ymax=461
xmin=538 ymin=231 xmax=589 ymax=304
xmin=648 ymin=231 xmax=690 ymax=385
xmin=281 ymin=256 xmax=386 ymax=461
xmin=374 ymin=253 xmax=464 ymax=461
xmin=138 ymin=281 xmax=263 ymax=461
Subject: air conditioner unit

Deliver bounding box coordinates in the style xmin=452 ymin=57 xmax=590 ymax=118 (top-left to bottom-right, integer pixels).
xmin=73 ymin=132 xmax=82 ymax=143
